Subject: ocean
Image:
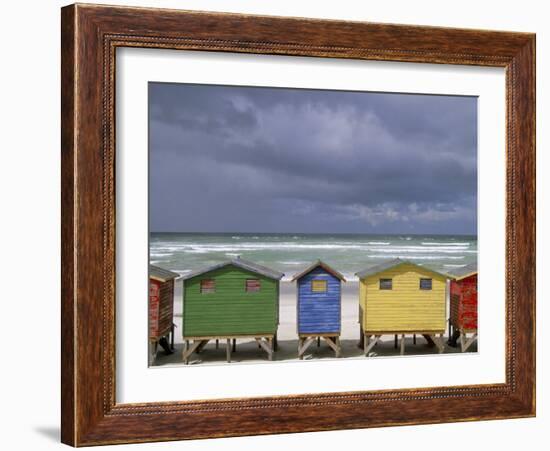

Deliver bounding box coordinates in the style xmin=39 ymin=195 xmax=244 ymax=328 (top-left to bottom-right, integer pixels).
xmin=149 ymin=233 xmax=477 ymax=281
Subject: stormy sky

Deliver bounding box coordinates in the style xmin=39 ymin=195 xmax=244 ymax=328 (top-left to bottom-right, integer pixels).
xmin=149 ymin=83 xmax=477 ymax=235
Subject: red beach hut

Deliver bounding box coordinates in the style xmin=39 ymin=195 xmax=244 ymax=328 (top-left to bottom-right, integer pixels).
xmin=448 ymin=262 xmax=477 ymax=352
xmin=149 ymin=265 xmax=179 ymax=363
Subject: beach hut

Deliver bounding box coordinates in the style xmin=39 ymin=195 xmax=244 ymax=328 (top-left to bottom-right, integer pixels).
xmin=356 ymin=258 xmax=449 ymax=356
xmin=180 ymin=257 xmax=284 ymax=364
xmin=291 ymin=260 xmax=346 ymax=359
xmin=149 ymin=265 xmax=179 ymax=363
xmin=448 ymin=262 xmax=478 ymax=352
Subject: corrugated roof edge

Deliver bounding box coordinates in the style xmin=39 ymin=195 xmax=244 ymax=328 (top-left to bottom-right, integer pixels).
xmin=149 ymin=265 xmax=180 ymax=282
xmin=447 ymin=262 xmax=478 ymax=280
xmin=290 ymin=259 xmax=346 ymax=282
xmin=180 ymin=257 xmax=284 ymax=281
xmin=355 ymin=258 xmax=453 ymax=280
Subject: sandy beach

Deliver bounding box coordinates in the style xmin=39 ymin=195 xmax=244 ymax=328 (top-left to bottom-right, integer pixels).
xmin=152 ymin=281 xmax=476 ymax=367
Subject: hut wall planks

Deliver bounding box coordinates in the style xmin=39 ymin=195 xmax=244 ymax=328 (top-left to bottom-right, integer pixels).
xmin=450 ymin=273 xmax=478 ymax=331
xmin=149 ymin=278 xmax=174 ymax=340
xmin=297 ymin=267 xmax=341 ymax=334
xmin=183 ymin=265 xmax=279 ymax=337
xmin=360 ymin=263 xmax=447 ymax=333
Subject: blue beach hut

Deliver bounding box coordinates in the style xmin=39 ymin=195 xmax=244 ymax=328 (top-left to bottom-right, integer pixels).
xmin=291 ymin=260 xmax=346 ymax=358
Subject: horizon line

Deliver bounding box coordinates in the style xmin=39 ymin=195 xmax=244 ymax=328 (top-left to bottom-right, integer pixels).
xmin=149 ymin=231 xmax=477 ymax=237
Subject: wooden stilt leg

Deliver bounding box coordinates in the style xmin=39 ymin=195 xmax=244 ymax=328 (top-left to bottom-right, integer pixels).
xmin=182 ymin=340 xmax=204 ymax=364
xmin=359 ymin=326 xmax=364 ymax=348
xmin=400 ymin=334 xmax=405 ymax=355
xmin=195 ymin=339 xmax=209 ymax=354
xmin=423 ymin=334 xmax=435 ymax=347
xmin=438 ymin=337 xmax=445 ymax=354
xmin=256 ymin=338 xmax=274 ymax=360
xmin=394 ymin=334 xmax=398 ymax=349
xmin=182 ymin=340 xmax=188 ymax=364
xmin=170 ymin=324 xmax=175 ymax=351
xmin=273 ymin=333 xmax=278 ymax=351
xmin=232 ymin=338 xmax=236 ymax=352
xmin=317 ymin=336 xmax=321 ymax=347
xmin=323 ymin=336 xmax=340 ymax=358
xmin=298 ymin=338 xmax=304 ymax=360
xmin=324 ymin=336 xmax=338 ymax=355
xmin=364 ymin=335 xmax=380 ymax=356
xmin=428 ymin=335 xmax=445 ymax=353
xmin=413 ymin=334 xmax=416 ymax=345
xmin=215 ymin=339 xmax=219 ymax=349
xmin=335 ymin=336 xmax=341 ymax=358
xmin=298 ymin=337 xmax=315 ymax=359
xmin=149 ymin=341 xmax=156 ymax=365
xmin=460 ymin=332 xmax=478 ymax=352
xmin=226 ymin=339 xmax=231 ymax=363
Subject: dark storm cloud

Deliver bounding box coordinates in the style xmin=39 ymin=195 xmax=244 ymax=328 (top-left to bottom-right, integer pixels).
xmin=149 ymin=82 xmax=477 ymax=234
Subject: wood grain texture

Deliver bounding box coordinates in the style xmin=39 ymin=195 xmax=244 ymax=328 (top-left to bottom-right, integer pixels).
xmin=148 ymin=279 xmax=173 ymax=340
xmin=297 ymin=266 xmax=342 ymax=335
xmin=360 ymin=263 xmax=447 ymax=333
xmin=450 ymin=274 xmax=478 ymax=331
xmin=183 ymin=266 xmax=279 ymax=337
xmin=60 ymin=5 xmax=76 ymax=446
xmin=60 ymin=3 xmax=536 ymax=446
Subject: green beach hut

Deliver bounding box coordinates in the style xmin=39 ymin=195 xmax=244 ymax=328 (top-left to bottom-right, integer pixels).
xmin=180 ymin=257 xmax=284 ymax=363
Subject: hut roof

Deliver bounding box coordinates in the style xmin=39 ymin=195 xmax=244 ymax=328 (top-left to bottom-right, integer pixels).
xmin=149 ymin=265 xmax=180 ymax=282
xmin=180 ymin=257 xmax=284 ymax=281
xmin=290 ymin=260 xmax=346 ymax=282
xmin=447 ymin=262 xmax=478 ymax=280
xmin=355 ymin=258 xmax=451 ymax=280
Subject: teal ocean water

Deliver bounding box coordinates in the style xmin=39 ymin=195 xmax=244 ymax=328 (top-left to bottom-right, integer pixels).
xmin=149 ymin=233 xmax=477 ymax=281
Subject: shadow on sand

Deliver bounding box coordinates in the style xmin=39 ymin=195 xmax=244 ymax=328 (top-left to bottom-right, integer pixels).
xmin=152 ymin=335 xmax=476 ymax=367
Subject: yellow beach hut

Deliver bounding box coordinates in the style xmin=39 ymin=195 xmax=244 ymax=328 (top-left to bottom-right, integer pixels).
xmin=356 ymin=258 xmax=450 ymax=356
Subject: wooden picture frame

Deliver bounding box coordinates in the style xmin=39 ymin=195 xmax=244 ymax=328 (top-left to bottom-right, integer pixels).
xmin=61 ymin=3 xmax=535 ymax=446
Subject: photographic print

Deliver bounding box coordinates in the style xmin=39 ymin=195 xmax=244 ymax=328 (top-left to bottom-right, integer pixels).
xmin=148 ymin=82 xmax=478 ymax=367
